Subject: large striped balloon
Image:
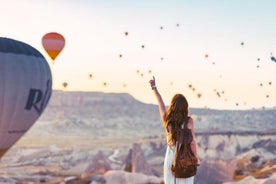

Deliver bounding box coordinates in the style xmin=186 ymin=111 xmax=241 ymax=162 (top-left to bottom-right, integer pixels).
xmin=0 ymin=37 xmax=52 ymax=159
xmin=42 ymin=32 xmax=65 ymax=62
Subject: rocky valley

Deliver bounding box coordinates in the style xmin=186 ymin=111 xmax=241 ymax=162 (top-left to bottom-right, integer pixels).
xmin=0 ymin=91 xmax=275 ymax=184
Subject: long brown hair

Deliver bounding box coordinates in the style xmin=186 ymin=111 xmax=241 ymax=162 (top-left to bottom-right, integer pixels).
xmin=164 ymin=94 xmax=189 ymax=146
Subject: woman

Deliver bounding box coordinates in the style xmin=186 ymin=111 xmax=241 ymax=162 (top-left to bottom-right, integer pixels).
xmin=149 ymin=76 xmax=200 ymax=184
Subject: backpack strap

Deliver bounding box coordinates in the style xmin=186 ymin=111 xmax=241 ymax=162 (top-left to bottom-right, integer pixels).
xmin=176 ymin=116 xmax=190 ymax=153
xmin=183 ymin=116 xmax=190 ymax=130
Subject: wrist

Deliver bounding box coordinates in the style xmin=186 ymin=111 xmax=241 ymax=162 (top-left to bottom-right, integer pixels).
xmin=151 ymin=85 xmax=157 ymax=90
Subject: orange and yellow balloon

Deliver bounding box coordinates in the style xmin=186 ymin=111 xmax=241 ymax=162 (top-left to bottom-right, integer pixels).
xmin=42 ymin=32 xmax=65 ymax=63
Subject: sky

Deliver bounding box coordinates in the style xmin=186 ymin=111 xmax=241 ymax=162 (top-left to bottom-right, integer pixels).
xmin=1 ymin=0 xmax=276 ymax=110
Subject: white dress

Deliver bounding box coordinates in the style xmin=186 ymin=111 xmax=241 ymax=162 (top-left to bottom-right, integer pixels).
xmin=164 ymin=131 xmax=194 ymax=184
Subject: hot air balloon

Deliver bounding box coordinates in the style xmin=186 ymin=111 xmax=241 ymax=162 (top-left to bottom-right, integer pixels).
xmin=42 ymin=32 xmax=65 ymax=63
xmin=197 ymin=93 xmax=202 ymax=98
xmin=271 ymin=56 xmax=276 ymax=62
xmin=0 ymin=37 xmax=52 ymax=159
xmin=62 ymin=82 xmax=68 ymax=88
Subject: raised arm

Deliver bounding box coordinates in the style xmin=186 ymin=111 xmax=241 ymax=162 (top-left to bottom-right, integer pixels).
xmin=149 ymin=76 xmax=166 ymax=123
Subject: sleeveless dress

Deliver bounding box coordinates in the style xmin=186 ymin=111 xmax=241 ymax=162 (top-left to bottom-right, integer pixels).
xmin=164 ymin=125 xmax=194 ymax=184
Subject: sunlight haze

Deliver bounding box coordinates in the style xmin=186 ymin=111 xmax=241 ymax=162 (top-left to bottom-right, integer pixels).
xmin=1 ymin=0 xmax=275 ymax=109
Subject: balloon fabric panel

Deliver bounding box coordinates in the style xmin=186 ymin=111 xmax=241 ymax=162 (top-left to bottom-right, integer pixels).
xmin=0 ymin=37 xmax=52 ymax=159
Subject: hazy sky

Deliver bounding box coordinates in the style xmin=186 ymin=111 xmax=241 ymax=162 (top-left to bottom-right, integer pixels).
xmin=1 ymin=0 xmax=276 ymax=109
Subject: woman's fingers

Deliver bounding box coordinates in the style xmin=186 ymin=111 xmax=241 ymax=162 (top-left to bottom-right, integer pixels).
xmin=149 ymin=76 xmax=155 ymax=83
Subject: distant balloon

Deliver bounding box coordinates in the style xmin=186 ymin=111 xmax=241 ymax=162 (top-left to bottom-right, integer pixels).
xmin=103 ymin=82 xmax=107 ymax=87
xmin=141 ymin=45 xmax=145 ymax=49
xmin=62 ymin=82 xmax=68 ymax=88
xmin=241 ymin=42 xmax=244 ymax=46
xmin=89 ymin=74 xmax=93 ymax=79
xmin=197 ymin=93 xmax=202 ymax=98
xmin=160 ymin=26 xmax=164 ymax=30
xmin=42 ymin=32 xmax=65 ymax=63
xmin=268 ymin=82 xmax=272 ymax=85
xmin=257 ymin=58 xmax=260 ymax=61
xmin=119 ymin=54 xmax=123 ymax=58
xmin=205 ymin=54 xmax=209 ymax=58
xmin=125 ymin=32 xmax=128 ymax=36
xmin=176 ymin=23 xmax=180 ymax=27
xmin=271 ymin=56 xmax=276 ymax=62
xmin=0 ymin=37 xmax=52 ymax=159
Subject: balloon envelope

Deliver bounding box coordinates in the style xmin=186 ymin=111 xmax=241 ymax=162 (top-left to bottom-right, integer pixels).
xmin=62 ymin=82 xmax=68 ymax=88
xmin=0 ymin=37 xmax=52 ymax=159
xmin=42 ymin=32 xmax=65 ymax=62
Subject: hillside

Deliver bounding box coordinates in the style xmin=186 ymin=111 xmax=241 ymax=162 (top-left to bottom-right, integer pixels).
xmin=0 ymin=91 xmax=275 ymax=184
xmin=34 ymin=90 xmax=276 ymax=138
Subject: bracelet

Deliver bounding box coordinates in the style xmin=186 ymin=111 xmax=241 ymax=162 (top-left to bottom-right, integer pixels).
xmin=151 ymin=85 xmax=157 ymax=90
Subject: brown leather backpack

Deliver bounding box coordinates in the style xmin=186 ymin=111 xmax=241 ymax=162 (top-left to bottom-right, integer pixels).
xmin=171 ymin=117 xmax=198 ymax=178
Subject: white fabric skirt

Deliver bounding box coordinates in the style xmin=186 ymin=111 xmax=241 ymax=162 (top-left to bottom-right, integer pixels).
xmin=164 ymin=146 xmax=194 ymax=184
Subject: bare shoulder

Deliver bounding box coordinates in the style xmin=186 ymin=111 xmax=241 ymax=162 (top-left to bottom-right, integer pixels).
xmin=187 ymin=117 xmax=194 ymax=129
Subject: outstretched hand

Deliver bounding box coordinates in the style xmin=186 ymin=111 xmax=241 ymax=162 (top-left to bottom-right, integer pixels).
xmin=149 ymin=76 xmax=156 ymax=88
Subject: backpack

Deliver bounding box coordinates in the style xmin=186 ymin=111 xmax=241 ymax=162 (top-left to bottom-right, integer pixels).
xmin=171 ymin=117 xmax=198 ymax=178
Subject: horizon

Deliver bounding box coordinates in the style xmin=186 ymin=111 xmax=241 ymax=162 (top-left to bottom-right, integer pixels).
xmin=49 ymin=89 xmax=275 ymax=111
